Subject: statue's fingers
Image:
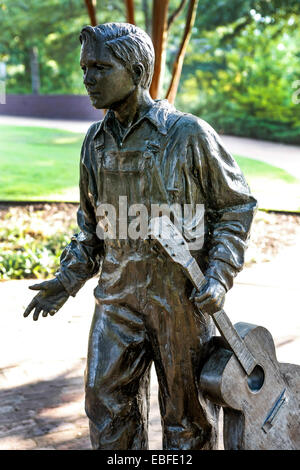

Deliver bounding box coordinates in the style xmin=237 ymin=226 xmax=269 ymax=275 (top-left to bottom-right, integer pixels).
xmin=49 ymin=309 xmax=57 ymax=316
xmin=42 ymin=310 xmax=49 ymax=317
xmin=29 ymin=281 xmax=49 ymax=291
xmin=23 ymin=298 xmax=37 ymax=317
xmin=33 ymin=305 xmax=43 ymax=321
xmin=192 ymin=290 xmax=210 ymax=305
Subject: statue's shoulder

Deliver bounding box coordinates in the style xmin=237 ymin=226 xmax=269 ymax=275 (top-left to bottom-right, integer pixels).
xmin=171 ymin=111 xmax=217 ymax=141
xmin=152 ymin=100 xmax=210 ymax=138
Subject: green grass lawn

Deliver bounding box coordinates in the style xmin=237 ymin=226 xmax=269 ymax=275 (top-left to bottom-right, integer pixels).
xmin=0 ymin=125 xmax=84 ymax=202
xmin=235 ymin=156 xmax=300 ymax=212
xmin=0 ymin=124 xmax=299 ymax=211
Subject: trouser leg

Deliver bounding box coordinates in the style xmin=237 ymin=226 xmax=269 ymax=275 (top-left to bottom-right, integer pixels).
xmin=145 ymin=264 xmax=220 ymax=450
xmin=85 ymin=302 xmax=152 ymax=450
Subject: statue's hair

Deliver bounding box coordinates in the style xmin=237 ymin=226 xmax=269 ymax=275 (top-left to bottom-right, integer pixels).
xmin=79 ymin=22 xmax=155 ymax=89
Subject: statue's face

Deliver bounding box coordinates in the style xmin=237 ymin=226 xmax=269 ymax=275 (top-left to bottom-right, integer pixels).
xmin=80 ymin=40 xmax=136 ymax=109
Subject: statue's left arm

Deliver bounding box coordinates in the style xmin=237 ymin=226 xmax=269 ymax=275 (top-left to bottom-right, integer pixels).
xmin=189 ymin=119 xmax=257 ymax=312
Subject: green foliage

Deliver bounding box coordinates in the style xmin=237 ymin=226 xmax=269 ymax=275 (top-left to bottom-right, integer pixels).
xmin=0 ymin=0 xmax=125 ymax=94
xmin=177 ymin=14 xmax=300 ymax=143
xmin=0 ymin=208 xmax=76 ymax=280
xmin=196 ymin=0 xmax=300 ymax=32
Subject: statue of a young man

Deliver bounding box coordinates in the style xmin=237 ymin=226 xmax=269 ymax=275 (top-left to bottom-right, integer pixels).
xmin=23 ymin=23 xmax=257 ymax=450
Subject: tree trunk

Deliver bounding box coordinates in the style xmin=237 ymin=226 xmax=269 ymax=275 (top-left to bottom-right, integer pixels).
xmin=30 ymin=46 xmax=40 ymax=95
xmin=165 ymin=0 xmax=199 ymax=104
xmin=149 ymin=0 xmax=169 ymax=100
xmin=125 ymin=0 xmax=135 ymax=24
xmin=84 ymin=0 xmax=98 ymax=26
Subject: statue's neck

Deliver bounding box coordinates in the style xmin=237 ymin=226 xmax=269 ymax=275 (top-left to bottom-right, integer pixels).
xmin=112 ymin=88 xmax=154 ymax=129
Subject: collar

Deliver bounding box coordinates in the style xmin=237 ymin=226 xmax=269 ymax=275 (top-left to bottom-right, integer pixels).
xmin=93 ymin=99 xmax=176 ymax=141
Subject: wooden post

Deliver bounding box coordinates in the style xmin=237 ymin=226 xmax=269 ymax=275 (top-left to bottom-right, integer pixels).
xmin=30 ymin=46 xmax=40 ymax=95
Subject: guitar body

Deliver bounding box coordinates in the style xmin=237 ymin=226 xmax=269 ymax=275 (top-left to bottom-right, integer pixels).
xmin=200 ymin=322 xmax=300 ymax=450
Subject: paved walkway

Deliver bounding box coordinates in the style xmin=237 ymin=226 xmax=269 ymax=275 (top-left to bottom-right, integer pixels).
xmin=0 ymin=228 xmax=299 ymax=450
xmin=0 ymin=115 xmax=94 ymax=134
xmin=1 ymin=115 xmax=300 ymax=179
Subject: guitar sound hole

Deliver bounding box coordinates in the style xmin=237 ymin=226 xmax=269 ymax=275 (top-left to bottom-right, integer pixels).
xmin=247 ymin=365 xmax=265 ymax=392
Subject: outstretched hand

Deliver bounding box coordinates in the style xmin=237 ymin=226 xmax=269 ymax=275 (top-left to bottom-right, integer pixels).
xmin=190 ymin=278 xmax=226 ymax=316
xmin=23 ymin=278 xmax=69 ymax=321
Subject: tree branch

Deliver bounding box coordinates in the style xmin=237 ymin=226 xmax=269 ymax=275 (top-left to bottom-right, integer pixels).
xmin=220 ymin=16 xmax=252 ymax=43
xmin=167 ymin=0 xmax=187 ymax=30
xmin=165 ymin=0 xmax=199 ymax=104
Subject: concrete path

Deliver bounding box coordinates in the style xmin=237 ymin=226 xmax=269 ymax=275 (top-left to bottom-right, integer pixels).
xmin=1 ymin=115 xmax=300 ymax=179
xmin=0 ymin=228 xmax=299 ymax=450
xmin=0 ymin=115 xmax=94 ymax=134
xmin=222 ymin=135 xmax=300 ymax=180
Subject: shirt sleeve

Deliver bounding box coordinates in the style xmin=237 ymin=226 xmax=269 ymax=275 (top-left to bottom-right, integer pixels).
xmin=191 ymin=118 xmax=258 ymax=291
xmin=56 ymin=124 xmax=104 ymax=296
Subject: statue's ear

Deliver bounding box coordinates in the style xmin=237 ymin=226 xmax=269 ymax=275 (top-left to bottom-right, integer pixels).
xmin=132 ymin=63 xmax=144 ymax=86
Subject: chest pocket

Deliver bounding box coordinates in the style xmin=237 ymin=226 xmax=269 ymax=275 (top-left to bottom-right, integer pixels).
xmin=101 ymin=150 xmax=147 ymax=174
xmin=95 ymin=139 xmax=173 ymax=208
xmin=97 ymin=147 xmax=153 ymax=208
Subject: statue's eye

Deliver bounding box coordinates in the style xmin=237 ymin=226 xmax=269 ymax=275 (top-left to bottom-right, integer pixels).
xmin=96 ymin=65 xmax=105 ymax=71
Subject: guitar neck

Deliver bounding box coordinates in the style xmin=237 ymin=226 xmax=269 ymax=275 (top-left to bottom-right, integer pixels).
xmin=185 ymin=257 xmax=257 ymax=376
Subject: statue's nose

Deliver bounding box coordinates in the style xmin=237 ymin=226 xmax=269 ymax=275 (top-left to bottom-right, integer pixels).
xmin=84 ymin=69 xmax=97 ymax=86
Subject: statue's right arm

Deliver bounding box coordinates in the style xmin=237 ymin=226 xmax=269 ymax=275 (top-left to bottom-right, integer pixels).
xmin=23 ymin=123 xmax=104 ymax=321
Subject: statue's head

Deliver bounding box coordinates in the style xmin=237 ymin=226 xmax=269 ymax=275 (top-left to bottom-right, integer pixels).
xmin=79 ymin=22 xmax=155 ymax=109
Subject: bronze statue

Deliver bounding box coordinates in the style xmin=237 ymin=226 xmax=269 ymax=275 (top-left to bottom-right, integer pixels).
xmin=23 ymin=23 xmax=257 ymax=450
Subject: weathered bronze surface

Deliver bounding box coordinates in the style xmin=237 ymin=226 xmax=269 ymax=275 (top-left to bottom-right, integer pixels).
xmin=23 ymin=23 xmax=257 ymax=450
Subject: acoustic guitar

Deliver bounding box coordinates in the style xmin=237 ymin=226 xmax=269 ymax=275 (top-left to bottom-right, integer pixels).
xmin=149 ymin=215 xmax=300 ymax=450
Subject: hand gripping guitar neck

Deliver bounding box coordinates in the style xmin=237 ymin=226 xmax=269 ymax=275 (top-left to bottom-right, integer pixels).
xmin=149 ymin=215 xmax=257 ymax=376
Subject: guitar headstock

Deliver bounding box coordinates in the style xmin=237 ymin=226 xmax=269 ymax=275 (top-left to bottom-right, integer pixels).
xmin=148 ymin=216 xmax=192 ymax=268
